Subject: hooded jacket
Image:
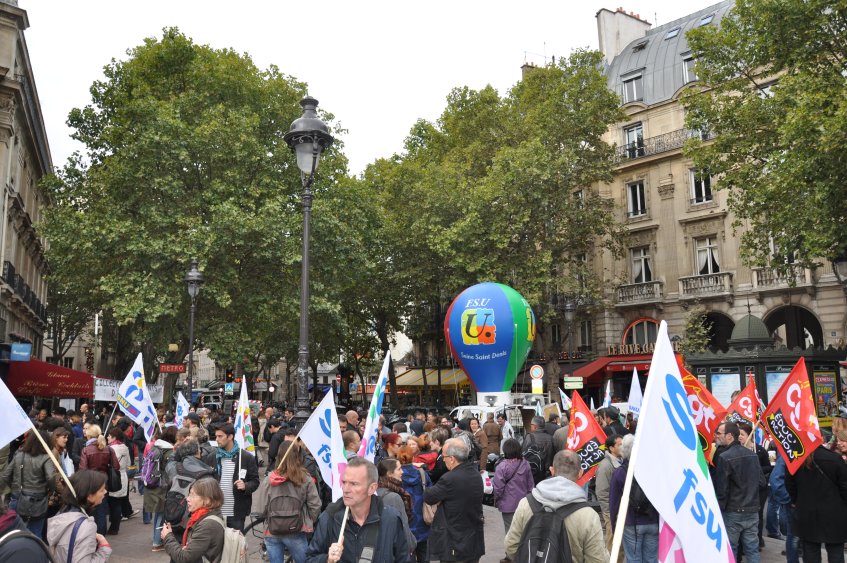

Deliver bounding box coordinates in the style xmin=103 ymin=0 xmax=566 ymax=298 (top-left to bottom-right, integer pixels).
xmin=0 ymin=509 xmax=52 ymax=562
xmin=400 ymin=464 xmax=430 ymax=542
xmin=254 ymin=469 xmax=321 ymax=534
xmin=47 ymin=508 xmax=112 ymax=563
xmin=504 ymin=475 xmax=608 ymax=563
xmin=493 ymin=458 xmax=535 ymax=513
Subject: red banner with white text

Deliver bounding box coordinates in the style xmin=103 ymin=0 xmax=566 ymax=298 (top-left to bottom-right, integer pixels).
xmin=678 ymin=362 xmax=727 ymax=464
xmin=566 ymin=391 xmax=607 ymax=486
xmin=726 ymin=377 xmax=765 ymax=431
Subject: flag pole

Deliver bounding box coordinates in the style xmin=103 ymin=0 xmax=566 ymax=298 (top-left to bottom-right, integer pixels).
xmin=337 ymin=506 xmax=350 ymax=543
xmin=103 ymin=401 xmax=120 ymax=434
xmin=29 ymin=423 xmax=76 ymax=499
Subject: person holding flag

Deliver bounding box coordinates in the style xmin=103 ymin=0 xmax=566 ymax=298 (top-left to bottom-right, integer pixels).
xmin=208 ymin=422 xmax=259 ymax=532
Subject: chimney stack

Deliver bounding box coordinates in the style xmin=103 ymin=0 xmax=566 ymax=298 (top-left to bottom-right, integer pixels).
xmin=596 ymin=7 xmax=652 ymax=64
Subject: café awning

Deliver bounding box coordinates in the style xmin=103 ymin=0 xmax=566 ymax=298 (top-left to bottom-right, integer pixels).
xmin=7 ymin=358 xmax=95 ymax=398
xmin=394 ymin=367 xmax=468 ymax=387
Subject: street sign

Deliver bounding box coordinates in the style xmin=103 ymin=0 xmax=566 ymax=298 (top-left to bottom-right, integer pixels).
xmin=563 ymin=377 xmax=584 ymax=390
xmin=159 ymin=364 xmax=186 ymax=373
xmin=562 ymin=376 xmax=582 ymax=383
xmin=224 ymin=383 xmax=234 ymax=395
xmin=529 ymin=364 xmax=544 ymax=380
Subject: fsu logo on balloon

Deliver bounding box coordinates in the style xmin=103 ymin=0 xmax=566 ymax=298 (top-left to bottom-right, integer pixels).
xmin=461 ymin=308 xmax=496 ymax=345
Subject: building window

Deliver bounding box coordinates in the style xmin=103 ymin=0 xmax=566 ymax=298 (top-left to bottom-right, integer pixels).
xmin=683 ymin=57 xmax=698 ymax=83
xmin=627 ymin=181 xmax=647 ymax=217
xmin=665 ymin=27 xmax=680 ymax=40
xmin=695 ymin=236 xmax=721 ymax=275
xmin=631 ymin=247 xmax=653 ymax=283
xmin=690 ymin=169 xmax=712 ymax=204
xmin=579 ymin=320 xmax=593 ymax=352
xmin=699 ymin=13 xmax=715 ymax=26
xmin=551 ymin=323 xmax=562 ymax=345
xmin=622 ymin=75 xmax=643 ymax=103
xmin=48 ymin=356 xmax=74 ymax=368
xmin=624 ymin=123 xmax=644 ymax=158
xmin=623 ymin=318 xmax=658 ymax=346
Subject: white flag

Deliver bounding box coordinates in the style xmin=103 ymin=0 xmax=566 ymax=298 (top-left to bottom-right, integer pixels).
xmin=233 ymin=383 xmax=255 ymax=455
xmin=627 ymin=368 xmax=643 ymax=418
xmin=590 ymin=396 xmax=595 ymax=412
xmin=0 ymin=375 xmax=34 ymax=449
xmin=630 ymin=321 xmax=734 ymax=562
xmin=357 ymin=355 xmax=390 ymax=462
xmin=603 ymin=379 xmax=612 ymax=408
xmin=175 ymin=392 xmax=191 ymax=430
xmin=559 ymin=387 xmax=572 ymax=411
xmin=299 ymin=389 xmax=345 ymax=501
xmin=117 ymin=353 xmax=159 ymax=442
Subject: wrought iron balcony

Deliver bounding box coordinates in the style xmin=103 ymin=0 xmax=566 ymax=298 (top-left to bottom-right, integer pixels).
xmin=615 ymin=128 xmax=714 ymax=162
xmin=1 ymin=261 xmax=13 ymax=285
xmin=752 ymin=266 xmax=814 ymax=292
xmin=679 ymin=272 xmax=733 ymax=299
xmin=616 ymin=281 xmax=664 ymax=306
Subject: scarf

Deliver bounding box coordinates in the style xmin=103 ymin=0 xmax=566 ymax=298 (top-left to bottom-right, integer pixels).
xmin=182 ymin=507 xmax=210 ymax=546
xmin=215 ymin=445 xmax=239 ymax=476
xmin=379 ymin=476 xmax=412 ymax=521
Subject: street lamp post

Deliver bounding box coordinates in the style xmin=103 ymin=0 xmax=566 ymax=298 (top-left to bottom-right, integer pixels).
xmin=552 ymin=293 xmax=578 ymax=383
xmin=184 ymin=259 xmax=204 ymax=404
xmin=284 ymin=96 xmax=334 ymax=425
xmin=833 ymin=253 xmax=847 ymax=296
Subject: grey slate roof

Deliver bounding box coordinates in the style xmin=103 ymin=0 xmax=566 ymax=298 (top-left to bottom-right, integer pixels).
xmin=606 ymin=0 xmax=734 ymax=106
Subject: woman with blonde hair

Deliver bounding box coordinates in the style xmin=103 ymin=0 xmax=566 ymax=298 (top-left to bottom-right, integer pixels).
xmin=79 ymin=425 xmax=119 ymax=535
xmin=255 ymin=442 xmax=321 ymax=563
xmin=160 ymin=477 xmax=225 ymax=563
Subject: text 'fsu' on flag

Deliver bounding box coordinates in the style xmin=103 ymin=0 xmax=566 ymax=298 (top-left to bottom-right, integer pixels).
xmin=300 ymin=388 xmax=346 ymax=501
xmin=358 ymin=355 xmax=390 ymax=462
xmin=233 ymin=382 xmax=255 ymax=455
xmin=762 ymin=357 xmax=822 ymax=475
xmin=630 ymin=321 xmax=734 ymax=562
xmin=117 ymin=353 xmax=158 ymax=442
xmin=566 ymin=391 xmax=607 ymax=486
xmin=678 ymin=361 xmax=727 ymax=465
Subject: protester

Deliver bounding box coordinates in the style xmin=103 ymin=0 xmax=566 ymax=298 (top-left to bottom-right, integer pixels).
xmin=492 ymin=438 xmax=534 ymax=534
xmin=786 ymin=443 xmax=847 ymax=563
xmin=80 ymin=424 xmax=121 ymax=534
xmin=47 ymin=469 xmax=113 ymax=562
xmin=0 ymin=430 xmax=56 ymax=538
xmin=599 ymin=407 xmax=629 ymax=437
xmin=0 ymin=495 xmax=53 ymax=561
xmin=145 ymin=426 xmax=177 ymax=552
xmin=397 ymin=446 xmax=430 ymax=563
xmin=266 ymin=418 xmax=286 ymax=469
xmin=306 ymin=457 xmax=409 ymax=563
xmin=738 ymin=422 xmax=772 ymax=549
xmin=160 ymin=477 xmax=226 ymax=563
xmin=381 ymin=433 xmax=402 ymax=459
xmin=255 ymin=442 xmax=321 ymax=563
xmin=768 ymin=456 xmax=799 ymax=563
xmin=105 ymin=427 xmax=130 ymax=535
xmin=504 ymin=449 xmax=607 ymax=562
xmin=343 ymin=430 xmax=361 ymax=461
xmin=412 ymin=434 xmax=437 ymax=471
xmin=376 ymin=458 xmax=417 ymax=553
xmin=209 ymin=422 xmax=259 ymax=532
xmin=426 ymin=428 xmax=451 ymax=485
xmin=594 ymin=433 xmax=623 ymax=558
xmin=423 ymin=438 xmax=484 ymax=563
xmin=483 ymin=412 xmax=503 ymax=457
xmin=70 ymin=422 xmax=91 ymax=471
xmin=469 ymin=418 xmax=489 ymax=472
xmin=608 ymin=434 xmax=658 ymax=562
xmin=522 ymin=416 xmax=553 ymax=484
xmin=48 ymin=427 xmax=75 ymax=522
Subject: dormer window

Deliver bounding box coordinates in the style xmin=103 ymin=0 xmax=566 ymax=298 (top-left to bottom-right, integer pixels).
xmin=699 ymin=13 xmax=714 ymax=26
xmin=665 ymin=27 xmax=680 ymax=40
xmin=632 ymin=40 xmax=648 ymax=52
xmin=622 ymin=75 xmax=643 ymax=103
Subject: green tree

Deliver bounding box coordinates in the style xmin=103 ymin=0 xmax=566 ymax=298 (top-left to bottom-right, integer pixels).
xmin=680 ymin=304 xmax=712 ymax=364
xmin=41 ymin=29 xmax=347 ymax=383
xmin=684 ymin=0 xmax=847 ymax=271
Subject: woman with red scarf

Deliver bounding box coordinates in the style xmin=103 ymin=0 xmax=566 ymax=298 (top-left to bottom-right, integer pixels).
xmin=160 ymin=477 xmax=224 ymax=563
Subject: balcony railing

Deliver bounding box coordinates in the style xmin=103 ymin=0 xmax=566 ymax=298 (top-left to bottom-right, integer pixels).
xmin=1 ymin=261 xmax=13 ymax=285
xmin=752 ymin=266 xmax=813 ymax=290
xmin=616 ymin=128 xmax=714 ymax=162
xmin=616 ymin=281 xmax=664 ymax=305
xmin=679 ymin=272 xmax=733 ymax=298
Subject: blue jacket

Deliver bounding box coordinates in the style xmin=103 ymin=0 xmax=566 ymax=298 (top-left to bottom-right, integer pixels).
xmin=768 ymin=456 xmax=791 ymax=506
xmin=306 ymin=496 xmax=410 ymax=563
xmin=400 ymin=464 xmax=431 ymax=542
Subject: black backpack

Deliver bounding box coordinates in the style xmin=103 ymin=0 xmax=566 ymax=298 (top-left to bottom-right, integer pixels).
xmin=515 ymin=494 xmax=589 ymax=563
xmin=164 ymin=462 xmax=213 ymax=527
xmin=265 ymin=480 xmax=306 ymax=535
xmin=523 ymin=434 xmax=548 ymax=484
xmin=629 ymin=478 xmax=656 ymax=516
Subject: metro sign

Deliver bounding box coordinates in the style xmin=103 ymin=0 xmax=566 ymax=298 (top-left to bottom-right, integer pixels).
xmin=159 ymin=363 xmax=186 ymax=373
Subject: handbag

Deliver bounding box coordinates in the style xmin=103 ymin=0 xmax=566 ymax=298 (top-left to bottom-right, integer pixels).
xmin=15 ymin=453 xmax=48 ymax=519
xmin=106 ymin=465 xmax=122 ymax=493
xmin=418 ymin=466 xmax=439 ymax=525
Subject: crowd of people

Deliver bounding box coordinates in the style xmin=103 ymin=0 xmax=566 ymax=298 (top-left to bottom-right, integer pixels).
xmin=0 ymin=401 xmax=844 ymax=563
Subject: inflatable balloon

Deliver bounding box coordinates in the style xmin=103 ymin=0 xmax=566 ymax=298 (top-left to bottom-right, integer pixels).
xmin=445 ymin=282 xmax=536 ymax=401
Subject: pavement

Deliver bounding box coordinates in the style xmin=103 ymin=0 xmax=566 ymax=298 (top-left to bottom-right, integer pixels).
xmin=104 ymin=486 xmax=792 ymax=563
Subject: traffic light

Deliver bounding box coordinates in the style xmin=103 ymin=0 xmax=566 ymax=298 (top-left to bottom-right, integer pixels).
xmin=225 ymin=368 xmax=234 ymax=384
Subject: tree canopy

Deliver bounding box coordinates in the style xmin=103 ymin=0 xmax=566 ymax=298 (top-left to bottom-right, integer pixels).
xmin=684 ymin=0 xmax=847 ymax=271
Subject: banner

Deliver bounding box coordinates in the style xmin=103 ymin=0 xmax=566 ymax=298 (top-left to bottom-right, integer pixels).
xmin=559 ymin=387 xmax=572 ymax=411
xmin=95 ymin=378 xmax=164 ymax=403
xmin=116 ymin=353 xmax=159 ymax=442
xmin=566 ymin=391 xmax=607 ymax=486
xmin=0 ymin=373 xmax=35 ymax=449
xmin=627 ymin=368 xmax=642 ymax=418
xmin=357 ymin=355 xmax=390 ymax=462
xmin=300 ymin=388 xmax=345 ymax=501
xmin=679 ymin=362 xmax=727 ymax=464
xmin=631 ymin=321 xmax=734 ymax=562
xmin=233 ymin=382 xmax=255 ymax=455
xmin=658 ymin=516 xmax=686 ymax=563
xmin=726 ymin=377 xmax=764 ymax=429
xmin=175 ymin=392 xmax=191 ymax=430
xmin=762 ymin=357 xmax=822 ymax=475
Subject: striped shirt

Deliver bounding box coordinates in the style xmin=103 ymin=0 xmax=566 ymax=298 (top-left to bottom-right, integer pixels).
xmin=220 ymin=458 xmax=235 ymax=517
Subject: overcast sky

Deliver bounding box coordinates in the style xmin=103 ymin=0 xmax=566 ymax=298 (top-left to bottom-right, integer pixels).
xmin=22 ymin=0 xmax=713 ymax=175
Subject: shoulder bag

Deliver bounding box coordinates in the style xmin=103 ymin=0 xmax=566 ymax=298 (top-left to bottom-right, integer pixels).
xmin=15 ymin=453 xmax=48 ymax=519
xmin=418 ymin=466 xmax=439 ymax=525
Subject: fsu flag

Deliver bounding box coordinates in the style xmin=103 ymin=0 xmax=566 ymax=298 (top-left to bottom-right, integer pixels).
xmin=726 ymin=377 xmax=765 ymax=429
xmin=678 ymin=362 xmax=727 ymax=464
xmin=566 ymin=391 xmax=607 ymax=486
xmin=762 ymin=357 xmax=822 ymax=475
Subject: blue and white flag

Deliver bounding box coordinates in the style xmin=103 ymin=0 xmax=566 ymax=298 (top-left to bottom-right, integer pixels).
xmin=233 ymin=382 xmax=255 ymax=455
xmin=175 ymin=392 xmax=191 ymax=429
xmin=117 ymin=353 xmax=159 ymax=442
xmin=357 ymin=355 xmax=390 ymax=462
xmin=603 ymin=379 xmax=612 ymax=408
xmin=627 ymin=368 xmax=643 ymax=418
xmin=559 ymin=387 xmax=572 ymax=411
xmin=0 ymin=374 xmax=34 ymax=449
xmin=299 ymin=388 xmax=345 ymax=501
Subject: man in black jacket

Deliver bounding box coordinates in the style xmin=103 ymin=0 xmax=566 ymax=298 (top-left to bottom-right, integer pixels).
xmin=424 ymin=438 xmax=484 ymax=563
xmin=599 ymin=406 xmax=630 ymax=437
xmin=205 ymin=423 xmax=260 ymax=532
xmin=714 ymin=421 xmax=765 ymax=563
xmin=522 ymin=416 xmax=554 ymax=484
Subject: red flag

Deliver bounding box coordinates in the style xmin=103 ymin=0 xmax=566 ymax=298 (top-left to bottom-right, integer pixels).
xmin=679 ymin=364 xmax=727 ymax=464
xmin=566 ymin=391 xmax=607 ymax=485
xmin=762 ymin=358 xmax=822 ymax=474
xmin=726 ymin=377 xmax=765 ymax=428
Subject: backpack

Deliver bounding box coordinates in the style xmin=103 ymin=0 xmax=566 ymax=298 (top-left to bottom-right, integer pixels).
xmin=265 ymin=479 xmax=306 ymax=535
xmin=523 ymin=434 xmax=546 ymax=484
xmin=164 ymin=462 xmax=212 ymax=527
xmin=141 ymin=446 xmax=165 ymax=489
xmin=514 ymin=494 xmax=589 ymax=563
xmin=628 ymin=478 xmax=656 ymax=516
xmin=202 ymin=514 xmax=247 ymax=563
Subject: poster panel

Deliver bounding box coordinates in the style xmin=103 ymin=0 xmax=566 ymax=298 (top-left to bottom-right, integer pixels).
xmin=709 ymin=368 xmax=740 ymax=409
